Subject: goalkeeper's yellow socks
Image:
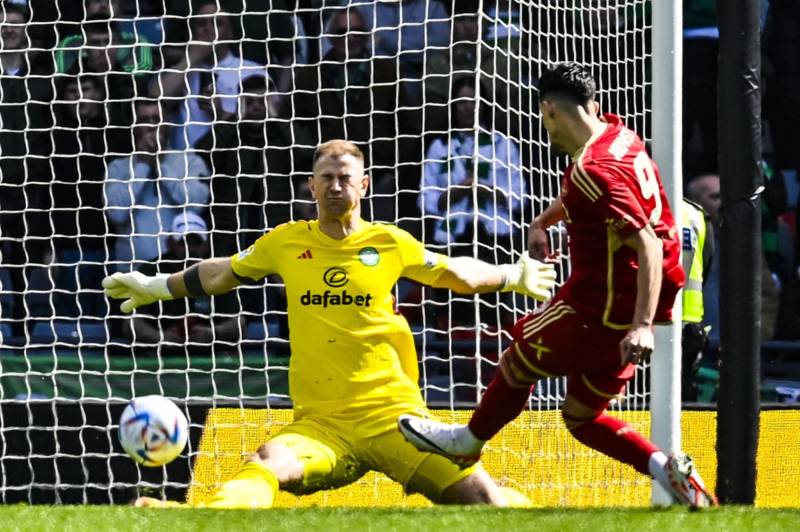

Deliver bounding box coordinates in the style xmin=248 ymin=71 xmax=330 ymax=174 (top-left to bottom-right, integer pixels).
xmin=206 ymin=461 xmax=279 ymax=509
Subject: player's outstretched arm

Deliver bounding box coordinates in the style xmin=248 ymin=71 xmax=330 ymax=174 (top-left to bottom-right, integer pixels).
xmin=432 ymin=255 xmax=556 ymax=302
xmin=103 ymin=257 xmax=242 ymax=313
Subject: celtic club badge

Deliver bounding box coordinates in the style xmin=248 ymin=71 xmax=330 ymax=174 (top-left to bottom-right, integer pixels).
xmin=358 ymin=247 xmax=380 ymax=267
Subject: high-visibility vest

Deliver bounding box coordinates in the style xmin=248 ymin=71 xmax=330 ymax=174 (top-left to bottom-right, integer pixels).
xmin=681 ymin=199 xmax=706 ymax=323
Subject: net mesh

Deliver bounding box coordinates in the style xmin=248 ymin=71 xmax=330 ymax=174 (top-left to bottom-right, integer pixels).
xmin=188 ymin=408 xmax=800 ymax=508
xmin=0 ymin=0 xmax=655 ymax=504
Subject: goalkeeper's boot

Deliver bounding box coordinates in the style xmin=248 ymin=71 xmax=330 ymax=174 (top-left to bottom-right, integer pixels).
xmin=133 ymin=496 xmax=190 ymax=508
xmin=664 ymin=452 xmax=718 ymax=508
xmin=397 ymin=415 xmax=483 ymax=467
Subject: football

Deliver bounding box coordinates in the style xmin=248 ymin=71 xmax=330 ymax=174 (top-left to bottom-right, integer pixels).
xmin=118 ymin=395 xmax=188 ymax=467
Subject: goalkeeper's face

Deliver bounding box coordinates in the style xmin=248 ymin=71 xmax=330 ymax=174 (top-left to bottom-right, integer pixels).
xmin=310 ymin=154 xmax=369 ymax=219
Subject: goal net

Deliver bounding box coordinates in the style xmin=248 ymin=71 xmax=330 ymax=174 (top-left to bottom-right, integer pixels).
xmin=0 ymin=0 xmax=661 ymax=505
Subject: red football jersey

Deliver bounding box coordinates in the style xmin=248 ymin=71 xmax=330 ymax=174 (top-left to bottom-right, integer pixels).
xmin=555 ymin=114 xmax=685 ymax=328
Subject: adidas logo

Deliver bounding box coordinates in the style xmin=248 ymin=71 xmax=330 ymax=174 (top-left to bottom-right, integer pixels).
xmin=297 ymin=249 xmax=313 ymax=259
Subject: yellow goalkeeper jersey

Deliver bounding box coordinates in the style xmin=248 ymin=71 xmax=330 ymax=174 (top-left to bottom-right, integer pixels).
xmin=230 ymin=219 xmax=449 ymax=419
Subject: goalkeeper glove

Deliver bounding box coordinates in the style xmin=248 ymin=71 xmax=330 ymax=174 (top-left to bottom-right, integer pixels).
xmin=499 ymin=254 xmax=557 ymax=302
xmin=102 ymin=271 xmax=174 ymax=313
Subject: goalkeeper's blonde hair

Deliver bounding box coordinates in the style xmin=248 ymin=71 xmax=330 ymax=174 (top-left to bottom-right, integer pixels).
xmin=313 ymin=139 xmax=365 ymax=168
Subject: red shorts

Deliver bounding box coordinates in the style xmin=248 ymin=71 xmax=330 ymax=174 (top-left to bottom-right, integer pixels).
xmin=500 ymin=300 xmax=636 ymax=411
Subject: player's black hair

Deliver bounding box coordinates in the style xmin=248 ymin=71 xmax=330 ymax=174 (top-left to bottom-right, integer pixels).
xmin=538 ymin=62 xmax=596 ymax=107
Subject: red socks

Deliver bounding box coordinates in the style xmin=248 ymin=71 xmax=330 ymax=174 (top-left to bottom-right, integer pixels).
xmin=468 ymin=367 xmax=658 ymax=476
xmin=566 ymin=412 xmax=659 ymax=475
xmin=468 ymin=372 xmax=533 ymax=441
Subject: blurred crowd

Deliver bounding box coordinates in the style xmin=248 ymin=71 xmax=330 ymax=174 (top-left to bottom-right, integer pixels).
xmin=0 ymin=0 xmax=797 ymax=376
xmin=683 ymin=0 xmax=800 ymax=346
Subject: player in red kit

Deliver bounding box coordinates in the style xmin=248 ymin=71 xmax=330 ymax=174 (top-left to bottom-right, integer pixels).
xmin=398 ymin=63 xmax=717 ymax=507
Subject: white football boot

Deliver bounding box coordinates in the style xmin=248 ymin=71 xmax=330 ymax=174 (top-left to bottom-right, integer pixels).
xmin=664 ymin=452 xmax=718 ymax=508
xmin=397 ymin=415 xmax=484 ymax=467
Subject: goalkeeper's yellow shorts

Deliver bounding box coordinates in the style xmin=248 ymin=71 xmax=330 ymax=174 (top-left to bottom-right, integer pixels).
xmin=268 ymin=407 xmax=480 ymax=502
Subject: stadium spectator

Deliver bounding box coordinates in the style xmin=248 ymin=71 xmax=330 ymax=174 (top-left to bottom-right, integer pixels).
xmin=481 ymin=0 xmax=528 ymax=134
xmin=424 ymin=4 xmax=534 ymax=152
xmin=1 ymin=3 xmax=33 ymax=73
xmin=687 ymin=173 xmax=782 ymax=343
xmin=682 ymin=0 xmax=718 ymax=174
xmin=424 ymin=10 xmax=481 ymax=134
xmin=196 ymin=74 xmax=312 ymax=334
xmin=54 ymin=12 xmax=153 ymax=155
xmin=104 ymin=98 xmax=210 ymax=271
xmin=419 ymin=77 xmax=522 ymax=354
xmin=354 ymin=0 xmax=449 ymax=108
xmin=398 ymin=63 xmax=718 ymax=508
xmin=294 ymin=6 xmax=413 ymax=223
xmin=151 ymin=0 xmax=265 ymax=150
xmin=104 ymin=139 xmax=557 ymax=509
xmin=197 ymin=74 xmax=313 ymax=257
xmin=420 ymin=77 xmax=522 ymax=259
xmin=761 ymin=160 xmax=790 ymax=282
xmin=123 ymin=212 xmax=242 ymax=356
xmin=763 ymin=0 xmax=800 ymax=174
xmin=29 ymin=76 xmax=116 ymax=319
xmin=291 ymin=177 xmax=317 ymax=222
xmin=239 ymin=0 xmax=309 ymax=103
xmin=0 ymin=2 xmax=54 ymax=335
xmin=54 ymin=1 xmax=155 ymax=77
xmin=758 ymin=160 xmax=800 ymax=341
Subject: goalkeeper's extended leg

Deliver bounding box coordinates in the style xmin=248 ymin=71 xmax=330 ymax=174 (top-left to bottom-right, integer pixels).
xmin=134 ymin=441 xmax=303 ymax=509
xmin=398 ymin=349 xmax=533 ymax=467
xmin=204 ymin=461 xmax=279 ymax=508
xmin=133 ymin=461 xmax=279 ymax=509
xmin=203 ymin=440 xmax=306 ymax=508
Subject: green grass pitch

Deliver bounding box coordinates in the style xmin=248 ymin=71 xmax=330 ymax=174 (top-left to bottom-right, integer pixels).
xmin=2 ymin=506 xmax=799 ymax=532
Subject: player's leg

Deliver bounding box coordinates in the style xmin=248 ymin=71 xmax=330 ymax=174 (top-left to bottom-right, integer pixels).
xmin=203 ymin=440 xmax=302 ymax=508
xmin=409 ymin=455 xmax=510 ymax=505
xmin=563 ymin=371 xmax=717 ymax=507
xmin=439 ymin=468 xmax=532 ymax=507
xmin=135 ymin=415 xmax=364 ymax=509
xmin=210 ymin=417 xmax=366 ymax=508
xmin=398 ymin=303 xmax=574 ymax=463
xmin=397 ymin=348 xmax=534 ymax=465
xmin=365 ymin=411 xmax=522 ymax=506
xmin=134 ymin=438 xmax=304 ymax=509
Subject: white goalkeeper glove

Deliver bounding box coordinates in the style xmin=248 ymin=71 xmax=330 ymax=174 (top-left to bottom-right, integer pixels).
xmin=499 ymin=254 xmax=557 ymax=302
xmin=102 ymin=271 xmax=174 ymax=313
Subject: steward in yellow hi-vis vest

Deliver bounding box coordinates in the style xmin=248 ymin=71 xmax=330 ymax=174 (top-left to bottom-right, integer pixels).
xmin=681 ymin=199 xmax=711 ymax=323
xmin=102 ymin=139 xmax=558 ymax=508
xmin=680 ymin=198 xmax=715 ymax=401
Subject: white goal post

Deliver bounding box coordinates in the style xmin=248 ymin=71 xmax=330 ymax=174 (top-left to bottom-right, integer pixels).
xmin=651 ymin=0 xmax=683 ymax=506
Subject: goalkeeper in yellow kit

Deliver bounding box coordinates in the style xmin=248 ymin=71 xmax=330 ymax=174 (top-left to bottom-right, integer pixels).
xmin=103 ymin=140 xmax=557 ymax=508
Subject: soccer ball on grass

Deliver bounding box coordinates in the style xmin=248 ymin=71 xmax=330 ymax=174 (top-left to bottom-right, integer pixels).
xmin=118 ymin=395 xmax=188 ymax=467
